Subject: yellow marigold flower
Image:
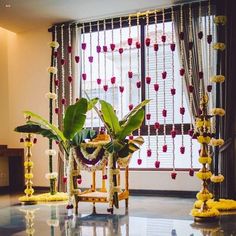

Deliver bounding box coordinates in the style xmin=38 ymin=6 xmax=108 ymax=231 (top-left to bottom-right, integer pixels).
xmin=213 ymin=42 xmax=226 ymax=51
xmin=24 ymin=142 xmax=33 ymax=147
xmin=48 ymin=41 xmax=60 ymax=49
xmin=47 ymin=66 xmax=57 ymax=74
xmin=26 ymin=229 xmax=35 ymax=235
xmin=210 ymin=75 xmax=225 ymax=83
xmin=211 ymin=174 xmax=224 ymax=183
xmin=214 ymin=15 xmax=227 ymax=25
xmin=24 ymin=188 xmax=34 ymax=195
xmin=204 ymin=120 xmax=211 ymax=127
xmin=191 ymin=208 xmax=220 ymax=217
xmin=25 ymin=173 xmax=33 ymax=179
xmin=210 ymin=138 xmax=224 ymax=146
xmin=197 ymin=135 xmax=211 ymax=144
xmin=196 ymin=192 xmax=213 ymax=201
xmin=198 ymin=156 xmax=212 ymax=164
xmin=196 ymin=119 xmax=204 ymax=128
xmin=211 ymin=108 xmax=225 ymax=116
xmin=24 ymin=161 xmax=34 ymax=168
xmin=196 ymin=171 xmax=212 ymax=180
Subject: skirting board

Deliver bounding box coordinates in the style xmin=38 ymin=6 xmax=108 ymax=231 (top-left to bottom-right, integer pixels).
xmin=33 ymin=186 xmax=197 ymax=198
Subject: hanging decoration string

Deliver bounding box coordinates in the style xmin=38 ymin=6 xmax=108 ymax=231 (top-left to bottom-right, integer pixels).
xmin=89 ymin=22 xmax=94 ymax=129
xmin=154 ymin=11 xmax=160 ymax=168
xmin=119 ymin=17 xmax=124 ymax=119
xmin=82 ymin=23 xmax=86 ymax=97
xmin=162 ymin=9 xmax=167 ymax=153
xmin=97 ymin=21 xmax=101 ymax=129
xmin=146 ymin=12 xmax=152 ymax=158
xmin=128 ymin=16 xmax=133 ymax=111
xmin=54 ymin=26 xmax=59 ymax=121
xmin=103 ymin=20 xmax=108 ymax=101
xmin=179 ymin=5 xmax=185 ymax=154
xmin=68 ymin=25 xmax=73 ymax=105
xmin=111 ymin=18 xmax=116 ymax=107
xmin=136 ymin=15 xmax=142 ymax=165
xmin=171 ymin=7 xmax=176 ymax=173
xmin=60 ymin=25 xmax=65 ymax=117
xmin=188 ymin=4 xmax=194 ymax=175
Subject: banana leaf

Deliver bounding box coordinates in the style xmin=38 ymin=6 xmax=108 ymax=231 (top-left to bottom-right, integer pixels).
xmin=71 ymin=129 xmax=96 ymax=146
xmin=63 ymin=98 xmax=87 ymax=140
xmin=88 ymin=97 xmax=99 ymax=111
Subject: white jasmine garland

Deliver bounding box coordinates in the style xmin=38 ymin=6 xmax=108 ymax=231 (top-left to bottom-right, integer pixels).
xmin=46 ymin=219 xmax=59 ymax=227
xmin=45 ymin=149 xmax=57 ymax=156
xmin=48 ymin=41 xmax=60 ymax=49
xmin=45 ymin=172 xmax=58 ymax=180
xmin=45 ymin=92 xmax=57 ymax=100
xmin=47 ymin=66 xmax=57 ymax=74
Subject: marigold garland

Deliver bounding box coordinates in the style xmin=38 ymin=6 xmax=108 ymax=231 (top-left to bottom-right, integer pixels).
xmin=213 ymin=42 xmax=225 ymax=51
xmin=47 ymin=66 xmax=57 ymax=74
xmin=210 ymin=75 xmax=225 ymax=83
xmin=24 ymin=188 xmax=34 ymax=195
xmin=196 ymin=171 xmax=212 ymax=180
xmin=48 ymin=41 xmax=60 ymax=49
xmin=210 ymin=138 xmax=224 ymax=146
xmin=24 ymin=142 xmax=33 ymax=147
xmin=196 ymin=192 xmax=213 ymax=201
xmin=211 ymin=174 xmax=224 ymax=183
xmin=211 ymin=108 xmax=225 ymax=116
xmin=198 ymin=156 xmax=212 ymax=164
xmin=197 ymin=135 xmax=211 ymax=144
xmin=213 ymin=15 xmax=227 ymax=25
xmin=25 ymin=173 xmax=33 ymax=179
xmin=191 ymin=208 xmax=220 ymax=217
xmin=194 ymin=199 xmax=236 ymax=211
xmin=24 ymin=161 xmax=34 ymax=168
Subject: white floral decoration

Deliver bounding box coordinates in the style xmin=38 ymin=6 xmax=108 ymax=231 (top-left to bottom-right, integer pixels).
xmin=45 ymin=92 xmax=57 ymax=100
xmin=48 ymin=41 xmax=60 ymax=49
xmin=45 ymin=149 xmax=57 ymax=156
xmin=47 ymin=66 xmax=57 ymax=74
xmin=45 ymin=172 xmax=58 ymax=180
xmin=46 ymin=219 xmax=59 ymax=227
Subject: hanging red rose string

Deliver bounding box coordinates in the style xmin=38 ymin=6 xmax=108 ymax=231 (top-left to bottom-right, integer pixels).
xmin=188 ymin=4 xmax=194 ymax=177
xmin=170 ymin=8 xmax=177 ymax=179
xmin=128 ymin=16 xmax=133 ymax=113
xmin=154 ymin=11 xmax=160 ymax=168
xmin=136 ymin=14 xmax=142 ymax=166
xmin=110 ymin=18 xmax=116 ymax=107
xmin=162 ymin=9 xmax=168 ymax=154
xmin=119 ymin=17 xmax=124 ymax=118
xmin=60 ymin=24 xmax=66 ymax=116
xmin=89 ymin=22 xmax=94 ymax=129
xmin=97 ymin=21 xmax=101 ymax=129
xmin=179 ymin=5 xmax=185 ymax=155
xmin=68 ymin=24 xmax=73 ymax=105
xmin=82 ymin=23 xmax=87 ymax=97
xmin=103 ymin=20 xmax=108 ymax=100
xmin=198 ymin=2 xmax=204 ymax=103
xmin=146 ymin=12 xmax=152 ymax=158
xmin=74 ymin=25 xmax=80 ymax=84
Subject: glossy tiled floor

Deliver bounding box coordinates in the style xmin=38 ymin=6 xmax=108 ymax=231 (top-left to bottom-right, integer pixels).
xmin=0 ymin=194 xmax=235 ymax=236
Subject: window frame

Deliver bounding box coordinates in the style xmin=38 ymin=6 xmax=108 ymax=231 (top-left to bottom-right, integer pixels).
xmin=81 ymin=11 xmax=196 ymax=171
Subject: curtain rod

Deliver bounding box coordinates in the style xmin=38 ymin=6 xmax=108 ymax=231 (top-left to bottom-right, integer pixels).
xmin=48 ymin=0 xmax=214 ymax=32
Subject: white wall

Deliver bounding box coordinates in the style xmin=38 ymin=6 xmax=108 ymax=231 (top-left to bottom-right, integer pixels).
xmin=1 ymin=26 xmax=201 ymax=191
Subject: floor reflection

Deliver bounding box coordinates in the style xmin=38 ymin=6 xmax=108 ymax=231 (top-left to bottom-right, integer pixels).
xmin=0 ymin=202 xmax=235 ymax=236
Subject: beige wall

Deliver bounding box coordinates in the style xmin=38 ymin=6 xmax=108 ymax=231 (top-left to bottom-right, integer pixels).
xmin=1 ymin=26 xmax=201 ymax=191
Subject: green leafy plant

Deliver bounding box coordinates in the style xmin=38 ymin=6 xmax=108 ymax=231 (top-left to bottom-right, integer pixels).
xmin=15 ymin=98 xmax=98 ymax=156
xmin=93 ymin=99 xmax=150 ymax=208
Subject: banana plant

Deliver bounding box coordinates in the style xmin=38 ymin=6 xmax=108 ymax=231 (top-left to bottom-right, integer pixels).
xmin=93 ymin=99 xmax=150 ymax=209
xmin=15 ymin=97 xmax=98 ymax=156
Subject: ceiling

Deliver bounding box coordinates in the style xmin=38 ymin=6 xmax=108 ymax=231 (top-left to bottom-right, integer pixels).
xmin=0 ymin=0 xmax=189 ymax=33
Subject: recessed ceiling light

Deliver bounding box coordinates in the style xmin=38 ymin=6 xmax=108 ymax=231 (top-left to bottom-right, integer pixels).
xmin=5 ymin=4 xmax=11 ymax=8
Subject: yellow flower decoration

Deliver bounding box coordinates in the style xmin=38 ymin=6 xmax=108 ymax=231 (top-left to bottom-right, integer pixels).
xmin=24 ymin=161 xmax=34 ymax=168
xmin=195 ymin=119 xmax=204 ymax=128
xmin=210 ymin=138 xmax=224 ymax=147
xmin=24 ymin=142 xmax=33 ymax=147
xmin=47 ymin=66 xmax=57 ymax=75
xmin=25 ymin=173 xmax=33 ymax=179
xmin=210 ymin=75 xmax=225 ymax=83
xmin=198 ymin=156 xmax=212 ymax=164
xmin=24 ymin=188 xmax=34 ymax=195
xmin=191 ymin=208 xmax=220 ymax=217
xmin=213 ymin=42 xmax=226 ymax=51
xmin=48 ymin=41 xmax=60 ymax=49
xmin=196 ymin=192 xmax=213 ymax=201
xmin=197 ymin=135 xmax=211 ymax=144
xmin=211 ymin=174 xmax=224 ymax=183
xmin=211 ymin=108 xmax=225 ymax=116
xmin=196 ymin=171 xmax=212 ymax=180
xmin=214 ymin=15 xmax=227 ymax=25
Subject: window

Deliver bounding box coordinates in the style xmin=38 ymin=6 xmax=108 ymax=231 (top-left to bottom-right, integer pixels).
xmin=79 ymin=17 xmax=201 ymax=169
